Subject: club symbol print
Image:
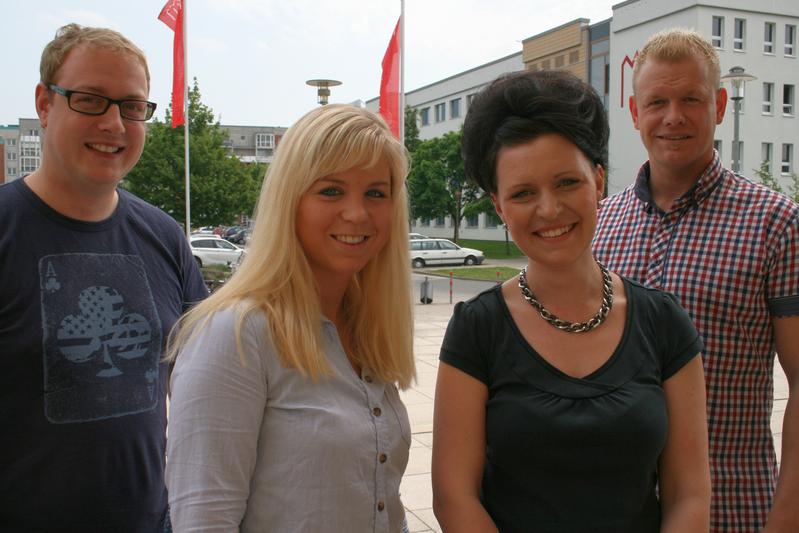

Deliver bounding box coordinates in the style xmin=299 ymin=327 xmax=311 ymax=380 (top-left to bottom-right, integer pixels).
xmin=56 ymin=286 xmax=152 ymax=378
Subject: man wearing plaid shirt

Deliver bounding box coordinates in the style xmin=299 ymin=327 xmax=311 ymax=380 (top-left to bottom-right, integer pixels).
xmin=593 ymin=29 xmax=799 ymax=532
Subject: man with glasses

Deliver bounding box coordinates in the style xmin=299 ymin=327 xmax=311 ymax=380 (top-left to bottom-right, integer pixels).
xmin=0 ymin=24 xmax=206 ymax=531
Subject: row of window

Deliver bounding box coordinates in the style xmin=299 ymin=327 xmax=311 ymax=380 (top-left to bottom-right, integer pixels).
xmin=528 ymin=50 xmax=581 ymax=71
xmin=419 ymin=94 xmax=476 ymax=127
xmin=254 ymin=133 xmax=274 ymax=149
xmin=715 ymin=140 xmax=794 ymax=174
xmin=712 ymin=16 xmax=796 ymax=56
xmin=417 ymin=211 xmax=502 ymax=229
xmin=762 ymin=83 xmax=794 ymax=115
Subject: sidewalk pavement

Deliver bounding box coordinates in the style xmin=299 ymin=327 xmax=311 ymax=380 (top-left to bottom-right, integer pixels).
xmin=399 ymin=295 xmax=791 ymax=533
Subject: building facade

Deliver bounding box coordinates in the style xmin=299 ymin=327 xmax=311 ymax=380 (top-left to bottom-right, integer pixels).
xmin=609 ymin=0 xmax=798 ymax=194
xmin=366 ymin=1 xmax=797 ymax=240
xmin=0 ymin=120 xmax=286 ymax=183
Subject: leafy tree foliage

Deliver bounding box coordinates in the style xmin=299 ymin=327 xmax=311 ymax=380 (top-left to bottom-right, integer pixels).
xmin=753 ymin=159 xmax=799 ymax=202
xmin=406 ymin=130 xmax=484 ymax=241
xmin=404 ymin=106 xmax=421 ymax=153
xmin=122 ymin=79 xmax=264 ymax=228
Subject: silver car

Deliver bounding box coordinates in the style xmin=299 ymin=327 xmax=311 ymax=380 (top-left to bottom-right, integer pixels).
xmin=410 ymin=238 xmax=485 ymax=268
xmin=190 ymin=236 xmax=245 ymax=268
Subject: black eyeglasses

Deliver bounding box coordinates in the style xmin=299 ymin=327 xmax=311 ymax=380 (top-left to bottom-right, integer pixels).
xmin=48 ymin=84 xmax=157 ymax=121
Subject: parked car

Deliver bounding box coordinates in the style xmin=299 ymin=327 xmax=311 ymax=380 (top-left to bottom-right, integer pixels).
xmin=409 ymin=232 xmax=430 ymax=240
xmin=228 ymin=228 xmax=251 ymax=245
xmin=410 ymin=238 xmax=485 ymax=268
xmin=190 ymin=236 xmax=245 ymax=267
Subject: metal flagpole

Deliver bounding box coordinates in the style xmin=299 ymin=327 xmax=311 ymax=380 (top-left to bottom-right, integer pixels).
xmin=183 ymin=0 xmax=191 ymax=238
xmin=399 ymin=0 xmax=405 ymax=144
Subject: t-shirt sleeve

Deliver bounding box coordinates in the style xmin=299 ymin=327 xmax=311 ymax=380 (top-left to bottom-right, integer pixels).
xmin=439 ymin=300 xmax=490 ymax=384
xmin=765 ymin=202 xmax=799 ymax=317
xmin=179 ymin=234 xmax=209 ymax=309
xmin=658 ymin=291 xmax=704 ymax=380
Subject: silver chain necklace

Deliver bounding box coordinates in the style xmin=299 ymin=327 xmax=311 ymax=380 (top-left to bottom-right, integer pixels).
xmin=518 ymin=261 xmax=614 ymax=333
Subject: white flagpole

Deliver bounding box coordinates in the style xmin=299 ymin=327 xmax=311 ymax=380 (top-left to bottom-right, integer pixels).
xmin=399 ymin=0 xmax=405 ymax=144
xmin=183 ymin=0 xmax=191 ymax=238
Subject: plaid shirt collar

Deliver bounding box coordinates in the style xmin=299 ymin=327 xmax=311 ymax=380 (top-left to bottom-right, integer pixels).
xmin=633 ymin=150 xmax=726 ymax=215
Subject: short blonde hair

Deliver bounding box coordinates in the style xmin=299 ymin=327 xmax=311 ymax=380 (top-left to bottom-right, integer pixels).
xmin=40 ymin=23 xmax=150 ymax=89
xmin=633 ymin=28 xmax=720 ymax=91
xmin=168 ymin=104 xmax=415 ymax=388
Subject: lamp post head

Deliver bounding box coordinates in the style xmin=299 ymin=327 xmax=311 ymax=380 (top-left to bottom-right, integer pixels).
xmin=306 ymin=79 xmax=342 ymax=105
xmin=720 ymin=66 xmax=757 ymax=99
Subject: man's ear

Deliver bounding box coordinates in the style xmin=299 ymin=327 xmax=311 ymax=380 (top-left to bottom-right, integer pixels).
xmin=35 ymin=83 xmax=51 ymax=129
xmin=629 ymin=95 xmax=640 ymax=130
xmin=715 ymin=87 xmax=728 ymax=124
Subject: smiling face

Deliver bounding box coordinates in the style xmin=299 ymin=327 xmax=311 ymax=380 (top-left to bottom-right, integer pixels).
xmin=630 ymin=57 xmax=727 ymax=182
xmin=296 ymin=160 xmax=393 ymax=288
xmin=492 ymin=133 xmax=604 ymax=270
xmin=35 ymin=44 xmax=148 ymax=194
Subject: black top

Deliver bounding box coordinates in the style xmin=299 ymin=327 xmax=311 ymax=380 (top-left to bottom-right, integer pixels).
xmin=440 ymin=277 xmax=703 ymax=533
xmin=0 ymin=179 xmax=207 ymax=531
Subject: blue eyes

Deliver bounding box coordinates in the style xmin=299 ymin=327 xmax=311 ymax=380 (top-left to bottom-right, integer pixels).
xmin=318 ymin=187 xmax=387 ymax=198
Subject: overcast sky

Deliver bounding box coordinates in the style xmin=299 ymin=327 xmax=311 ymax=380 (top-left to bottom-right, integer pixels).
xmin=1 ymin=0 xmax=616 ymax=128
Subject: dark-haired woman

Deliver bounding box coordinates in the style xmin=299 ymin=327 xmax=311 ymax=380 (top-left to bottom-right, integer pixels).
xmin=431 ymin=71 xmax=710 ymax=533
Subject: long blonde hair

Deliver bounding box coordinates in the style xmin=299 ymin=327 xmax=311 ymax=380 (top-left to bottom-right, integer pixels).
xmin=168 ymin=104 xmax=415 ymax=388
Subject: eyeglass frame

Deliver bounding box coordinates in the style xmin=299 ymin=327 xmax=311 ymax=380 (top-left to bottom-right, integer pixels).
xmin=47 ymin=84 xmax=157 ymax=121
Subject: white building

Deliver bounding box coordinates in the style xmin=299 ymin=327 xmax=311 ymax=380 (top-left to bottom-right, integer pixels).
xmin=609 ymin=0 xmax=798 ymax=193
xmin=367 ymin=0 xmax=798 ymax=240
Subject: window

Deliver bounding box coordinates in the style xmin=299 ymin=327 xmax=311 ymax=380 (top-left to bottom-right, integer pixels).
xmin=784 ymin=84 xmax=795 ymax=115
xmin=484 ymin=211 xmax=500 ymax=229
xmin=786 ymin=25 xmax=796 ymax=56
xmin=6 ymin=152 xmax=16 ymax=161
xmin=541 ymin=59 xmax=551 ymax=69
xmin=734 ymin=141 xmax=744 ymax=169
xmin=450 ymin=98 xmax=461 ymax=119
xmin=782 ymin=144 xmax=794 ymax=174
xmin=420 ymin=107 xmax=430 ymax=126
xmin=466 ymin=93 xmax=476 ymax=108
xmin=712 ymin=16 xmax=724 ymax=48
xmin=7 ymin=166 xmax=16 ymax=175
xmin=21 ymin=146 xmax=39 ymax=157
xmin=21 ymin=159 xmax=38 ymax=173
xmin=555 ymin=55 xmax=564 ymax=68
xmin=435 ymin=216 xmax=445 ymax=227
xmin=762 ymin=142 xmax=773 ymax=172
xmin=28 ymin=129 xmax=38 ymax=136
xmin=434 ymin=103 xmax=446 ymax=123
xmin=734 ymin=18 xmax=746 ymax=51
xmin=6 ymin=139 xmax=15 ymax=146
xmin=255 ymin=133 xmax=274 ymax=149
xmin=763 ymin=82 xmax=774 ymax=114
xmin=466 ymin=214 xmax=479 ymax=228
xmin=420 ymin=218 xmax=430 ymax=227
xmin=764 ymin=22 xmax=775 ymax=54
xmin=528 ymin=62 xmax=538 ymax=71
xmin=569 ymin=51 xmax=579 ymax=64
xmin=714 ymin=139 xmax=723 ymax=159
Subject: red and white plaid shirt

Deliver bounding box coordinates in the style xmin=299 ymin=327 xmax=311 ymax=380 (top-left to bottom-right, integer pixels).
xmin=593 ymin=151 xmax=799 ymax=532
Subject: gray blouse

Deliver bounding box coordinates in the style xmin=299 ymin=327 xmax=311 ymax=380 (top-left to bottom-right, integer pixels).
xmin=166 ymin=307 xmax=411 ymax=532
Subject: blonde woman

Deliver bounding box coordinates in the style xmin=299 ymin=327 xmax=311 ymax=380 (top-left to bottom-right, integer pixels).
xmin=165 ymin=104 xmax=415 ymax=532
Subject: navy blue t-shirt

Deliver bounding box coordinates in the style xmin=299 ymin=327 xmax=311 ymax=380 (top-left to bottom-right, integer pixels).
xmin=0 ymin=179 xmax=207 ymax=531
xmin=440 ymin=278 xmax=703 ymax=533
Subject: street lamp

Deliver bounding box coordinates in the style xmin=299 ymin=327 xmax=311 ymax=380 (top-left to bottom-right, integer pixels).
xmin=306 ymin=79 xmax=342 ymax=106
xmin=720 ymin=66 xmax=756 ymax=172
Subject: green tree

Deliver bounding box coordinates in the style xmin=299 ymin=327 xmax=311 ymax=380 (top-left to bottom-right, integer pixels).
xmin=753 ymin=159 xmax=799 ymax=202
xmin=406 ymin=130 xmax=483 ymax=241
xmin=404 ymin=106 xmax=421 ymax=153
xmin=122 ymin=79 xmax=264 ymax=228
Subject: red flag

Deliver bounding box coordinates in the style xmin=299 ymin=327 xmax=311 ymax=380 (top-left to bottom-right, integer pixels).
xmin=159 ymin=0 xmax=185 ymax=128
xmin=379 ymin=18 xmax=401 ymax=138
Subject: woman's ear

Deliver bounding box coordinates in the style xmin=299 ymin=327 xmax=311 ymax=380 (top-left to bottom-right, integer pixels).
xmin=594 ymin=164 xmax=606 ymax=201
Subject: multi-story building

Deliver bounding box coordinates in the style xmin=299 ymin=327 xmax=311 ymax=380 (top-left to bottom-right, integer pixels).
xmin=0 ymin=119 xmax=286 ymax=183
xmin=609 ymin=0 xmax=799 ymax=194
xmin=220 ymin=125 xmax=286 ymax=164
xmin=0 ymin=125 xmax=21 ymax=183
xmin=367 ymin=1 xmax=798 ymax=240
